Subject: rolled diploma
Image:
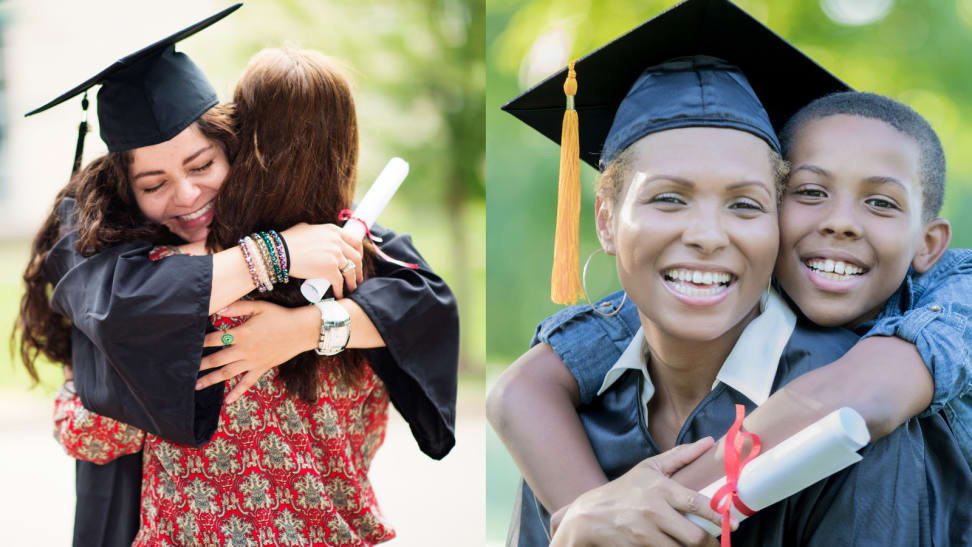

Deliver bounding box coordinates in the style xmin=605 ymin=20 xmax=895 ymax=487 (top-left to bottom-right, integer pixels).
xmin=686 ymin=407 xmax=870 ymax=536
xmin=300 ymin=157 xmax=409 ymax=303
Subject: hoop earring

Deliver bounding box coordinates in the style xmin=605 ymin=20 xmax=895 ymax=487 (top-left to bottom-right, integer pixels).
xmin=582 ymin=248 xmax=627 ymax=317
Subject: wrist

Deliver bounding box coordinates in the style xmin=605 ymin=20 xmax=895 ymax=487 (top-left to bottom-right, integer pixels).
xmin=298 ymin=305 xmax=322 ymax=352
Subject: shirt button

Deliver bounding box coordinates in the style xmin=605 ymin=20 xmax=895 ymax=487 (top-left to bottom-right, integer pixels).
xmin=930 ymin=304 xmax=942 ymax=312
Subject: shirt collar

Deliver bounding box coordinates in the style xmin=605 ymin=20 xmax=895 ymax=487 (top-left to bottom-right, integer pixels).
xmin=596 ymin=288 xmax=796 ymax=406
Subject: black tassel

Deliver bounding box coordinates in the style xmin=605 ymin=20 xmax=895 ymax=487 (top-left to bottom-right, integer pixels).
xmin=72 ymin=92 xmax=89 ymax=176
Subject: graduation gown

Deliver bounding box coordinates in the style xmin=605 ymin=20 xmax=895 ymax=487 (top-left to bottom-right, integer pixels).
xmin=44 ymin=198 xmax=459 ymax=546
xmin=510 ymin=322 xmax=972 ymax=546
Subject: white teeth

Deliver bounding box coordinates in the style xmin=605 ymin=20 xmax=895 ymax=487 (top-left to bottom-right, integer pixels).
xmin=663 ymin=269 xmax=733 ymax=287
xmin=805 ymin=258 xmax=865 ymax=279
xmin=666 ymin=280 xmax=728 ymax=297
xmin=178 ymin=201 xmax=213 ymax=222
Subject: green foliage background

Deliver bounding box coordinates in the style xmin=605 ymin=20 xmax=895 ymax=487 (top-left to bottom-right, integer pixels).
xmin=485 ymin=0 xmax=972 ymax=541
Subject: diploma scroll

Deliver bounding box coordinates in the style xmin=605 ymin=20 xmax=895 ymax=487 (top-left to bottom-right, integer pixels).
xmin=300 ymin=157 xmax=409 ymax=303
xmin=686 ymin=407 xmax=870 ymax=536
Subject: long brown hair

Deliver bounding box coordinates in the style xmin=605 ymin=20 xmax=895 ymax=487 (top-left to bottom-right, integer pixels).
xmin=15 ymin=105 xmax=238 ymax=383
xmin=206 ymin=47 xmax=372 ymax=401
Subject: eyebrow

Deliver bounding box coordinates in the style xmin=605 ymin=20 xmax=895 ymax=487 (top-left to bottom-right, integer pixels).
xmin=790 ymin=164 xmax=831 ymax=178
xmin=643 ymin=175 xmax=772 ymax=195
xmin=791 ymin=164 xmax=910 ymax=192
xmin=862 ymin=175 xmax=909 ymax=193
xmin=131 ymin=145 xmax=214 ymax=181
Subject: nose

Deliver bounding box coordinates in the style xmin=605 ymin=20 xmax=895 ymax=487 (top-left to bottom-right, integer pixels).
xmin=818 ymin=197 xmax=862 ymax=240
xmin=171 ymin=176 xmax=201 ymax=208
xmin=681 ymin=206 xmax=729 ymax=255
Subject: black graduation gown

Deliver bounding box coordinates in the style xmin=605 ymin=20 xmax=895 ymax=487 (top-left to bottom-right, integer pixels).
xmin=44 ymin=198 xmax=459 ymax=546
xmin=510 ymin=322 xmax=972 ymax=546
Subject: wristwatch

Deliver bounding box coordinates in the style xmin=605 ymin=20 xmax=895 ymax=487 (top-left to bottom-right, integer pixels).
xmin=313 ymin=298 xmax=351 ymax=356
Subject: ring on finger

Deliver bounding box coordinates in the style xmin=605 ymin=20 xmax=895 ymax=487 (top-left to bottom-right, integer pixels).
xmin=221 ymin=332 xmax=235 ymax=346
xmin=340 ymin=260 xmax=356 ymax=273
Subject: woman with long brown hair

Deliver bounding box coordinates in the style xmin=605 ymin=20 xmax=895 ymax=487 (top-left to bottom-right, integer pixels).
xmin=18 ymin=8 xmax=457 ymax=545
xmin=49 ymin=46 xmax=432 ymax=545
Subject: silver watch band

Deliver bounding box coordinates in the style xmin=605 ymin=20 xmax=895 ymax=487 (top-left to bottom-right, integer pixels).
xmin=313 ymin=298 xmax=351 ymax=356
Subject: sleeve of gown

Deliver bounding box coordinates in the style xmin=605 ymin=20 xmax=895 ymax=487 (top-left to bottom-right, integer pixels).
xmin=346 ymin=223 xmax=459 ymax=460
xmin=53 ymin=382 xmax=145 ymax=464
xmin=44 ymin=227 xmax=223 ymax=447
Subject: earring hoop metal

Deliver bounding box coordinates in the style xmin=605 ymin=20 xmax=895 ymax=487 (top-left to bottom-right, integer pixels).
xmin=582 ymin=248 xmax=627 ymax=317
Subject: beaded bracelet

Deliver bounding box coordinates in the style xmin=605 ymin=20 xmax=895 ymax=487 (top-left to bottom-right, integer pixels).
xmin=257 ymin=232 xmax=283 ymax=283
xmin=253 ymin=233 xmax=279 ymax=284
xmin=238 ymin=235 xmax=266 ymax=292
xmin=267 ymin=230 xmax=289 ymax=283
xmin=245 ymin=236 xmax=274 ymax=291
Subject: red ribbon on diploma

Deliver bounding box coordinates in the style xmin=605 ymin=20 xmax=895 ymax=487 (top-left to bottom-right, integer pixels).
xmin=709 ymin=404 xmax=761 ymax=547
xmin=339 ymin=209 xmax=419 ymax=270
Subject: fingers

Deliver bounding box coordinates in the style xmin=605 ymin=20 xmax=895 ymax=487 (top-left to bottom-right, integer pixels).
xmin=663 ymin=483 xmax=724 ymax=529
xmin=224 ymin=370 xmax=262 ymax=404
xmin=196 ymin=360 xmax=248 ymax=390
xmin=200 ymin=346 xmax=239 ymax=372
xmin=643 ymin=437 xmax=715 ymax=476
xmin=651 ymin=499 xmax=720 ymax=547
xmin=334 ymin=224 xmax=364 ymax=254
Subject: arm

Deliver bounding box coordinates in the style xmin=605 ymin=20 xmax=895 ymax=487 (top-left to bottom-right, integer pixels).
xmin=487 ymin=343 xmax=609 ymax=513
xmin=673 ymin=336 xmax=932 ymax=489
xmin=194 ymin=297 xmax=385 ymax=402
xmin=44 ymin=213 xmax=364 ymax=446
xmin=54 ymin=371 xmax=144 ymax=464
xmin=674 ymin=250 xmax=972 ymax=489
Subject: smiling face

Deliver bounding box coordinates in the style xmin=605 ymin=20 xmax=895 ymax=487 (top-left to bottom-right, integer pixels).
xmin=775 ymin=114 xmax=926 ymax=327
xmin=130 ymin=123 xmax=230 ymax=243
xmin=598 ymin=127 xmax=779 ymax=343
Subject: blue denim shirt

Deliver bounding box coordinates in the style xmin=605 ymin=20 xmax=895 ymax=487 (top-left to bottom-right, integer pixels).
xmin=531 ymin=248 xmax=972 ymax=465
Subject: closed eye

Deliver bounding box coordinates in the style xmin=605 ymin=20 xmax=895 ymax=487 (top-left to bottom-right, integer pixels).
xmin=142 ymin=181 xmax=166 ymax=194
xmin=190 ymin=160 xmax=214 ymax=173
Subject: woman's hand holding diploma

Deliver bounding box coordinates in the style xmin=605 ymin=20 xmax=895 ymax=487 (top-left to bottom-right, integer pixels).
xmin=551 ymin=437 xmax=730 ymax=547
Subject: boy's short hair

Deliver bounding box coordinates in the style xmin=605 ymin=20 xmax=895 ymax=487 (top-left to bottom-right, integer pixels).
xmin=780 ymin=91 xmax=945 ymax=222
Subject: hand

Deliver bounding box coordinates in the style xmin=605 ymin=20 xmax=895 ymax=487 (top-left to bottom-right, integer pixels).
xmin=551 ymin=437 xmax=728 ymax=547
xmin=280 ymin=222 xmax=364 ymax=298
xmin=195 ymin=300 xmax=319 ymax=404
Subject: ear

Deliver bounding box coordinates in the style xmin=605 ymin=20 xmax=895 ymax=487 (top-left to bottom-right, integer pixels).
xmin=912 ymin=218 xmax=951 ymax=274
xmin=595 ymin=196 xmax=616 ymax=254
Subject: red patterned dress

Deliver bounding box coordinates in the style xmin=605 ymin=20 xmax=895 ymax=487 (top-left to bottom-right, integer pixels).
xmin=53 ymin=246 xmax=394 ymax=546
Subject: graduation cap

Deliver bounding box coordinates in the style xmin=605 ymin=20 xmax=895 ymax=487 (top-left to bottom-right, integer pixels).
xmin=501 ymin=0 xmax=852 ymax=305
xmin=26 ymin=3 xmax=242 ymax=173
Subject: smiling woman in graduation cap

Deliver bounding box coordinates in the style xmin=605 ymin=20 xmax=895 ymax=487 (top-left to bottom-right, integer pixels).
xmin=488 ymin=0 xmax=972 ymax=545
xmin=17 ymin=4 xmax=459 ymax=546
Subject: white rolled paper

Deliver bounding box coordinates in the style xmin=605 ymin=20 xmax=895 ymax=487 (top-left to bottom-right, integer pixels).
xmin=300 ymin=157 xmax=409 ymax=303
xmin=686 ymin=407 xmax=870 ymax=536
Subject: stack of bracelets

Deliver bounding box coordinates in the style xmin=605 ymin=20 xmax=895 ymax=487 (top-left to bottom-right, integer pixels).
xmin=239 ymin=229 xmax=290 ymax=292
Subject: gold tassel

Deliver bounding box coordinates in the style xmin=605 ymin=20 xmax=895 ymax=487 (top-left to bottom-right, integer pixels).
xmin=551 ymin=60 xmax=583 ymax=305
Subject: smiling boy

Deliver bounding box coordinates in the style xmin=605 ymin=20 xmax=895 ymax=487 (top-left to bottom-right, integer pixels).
xmin=489 ymin=90 xmax=972 ymax=542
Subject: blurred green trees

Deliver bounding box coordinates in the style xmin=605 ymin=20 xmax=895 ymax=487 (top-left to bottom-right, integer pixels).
xmin=486 ymin=0 xmax=972 ymax=369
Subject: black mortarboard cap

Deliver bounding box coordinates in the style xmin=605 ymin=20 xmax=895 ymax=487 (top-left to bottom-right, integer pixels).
xmin=502 ymin=0 xmax=851 ymax=170
xmin=26 ymin=4 xmax=242 ymax=154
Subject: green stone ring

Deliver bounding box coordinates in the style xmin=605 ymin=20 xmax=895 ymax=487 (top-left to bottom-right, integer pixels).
xmin=221 ymin=333 xmax=235 ymax=345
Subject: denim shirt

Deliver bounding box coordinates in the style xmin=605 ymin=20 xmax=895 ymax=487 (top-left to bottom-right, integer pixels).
xmin=531 ymin=248 xmax=972 ymax=465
